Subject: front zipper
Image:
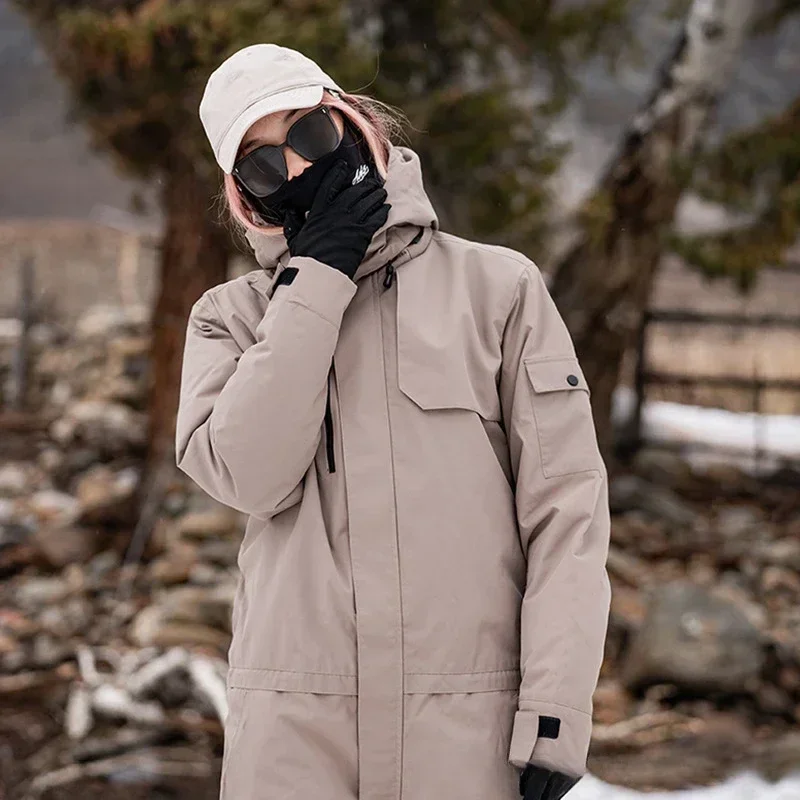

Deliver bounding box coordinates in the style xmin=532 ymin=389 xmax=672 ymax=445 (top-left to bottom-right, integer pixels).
xmin=324 ymin=365 xmax=336 ymax=473
xmin=328 ymin=233 xmax=424 ymax=470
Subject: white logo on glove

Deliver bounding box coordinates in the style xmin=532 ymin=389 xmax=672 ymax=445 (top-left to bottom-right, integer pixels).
xmin=352 ymin=164 xmax=369 ymax=185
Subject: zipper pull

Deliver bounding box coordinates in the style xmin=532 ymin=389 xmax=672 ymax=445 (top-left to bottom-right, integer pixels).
xmin=383 ymin=261 xmax=396 ymax=289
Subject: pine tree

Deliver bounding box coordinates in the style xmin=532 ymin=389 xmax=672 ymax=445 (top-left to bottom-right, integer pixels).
xmin=15 ymin=0 xmax=630 ymax=484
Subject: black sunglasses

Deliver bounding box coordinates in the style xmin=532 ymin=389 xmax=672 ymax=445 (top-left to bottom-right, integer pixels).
xmin=232 ymin=105 xmax=342 ymax=198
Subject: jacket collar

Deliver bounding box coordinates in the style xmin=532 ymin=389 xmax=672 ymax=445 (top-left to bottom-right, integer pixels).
xmin=244 ymin=144 xmax=438 ymax=286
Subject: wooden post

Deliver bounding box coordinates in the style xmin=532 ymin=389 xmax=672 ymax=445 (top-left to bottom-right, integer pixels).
xmin=7 ymin=253 xmax=35 ymax=411
xmin=751 ymin=361 xmax=763 ymax=474
xmin=618 ymin=308 xmax=649 ymax=460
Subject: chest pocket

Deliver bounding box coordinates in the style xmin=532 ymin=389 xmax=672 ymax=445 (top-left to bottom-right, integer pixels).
xmin=524 ymin=356 xmax=602 ymax=478
xmin=395 ymin=266 xmax=503 ymax=422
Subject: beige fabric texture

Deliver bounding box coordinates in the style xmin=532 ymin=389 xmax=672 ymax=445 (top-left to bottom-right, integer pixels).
xmin=176 ymin=144 xmax=611 ymax=799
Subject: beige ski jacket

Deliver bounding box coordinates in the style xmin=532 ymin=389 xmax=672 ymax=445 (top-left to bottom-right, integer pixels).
xmin=176 ymin=144 xmax=611 ymax=800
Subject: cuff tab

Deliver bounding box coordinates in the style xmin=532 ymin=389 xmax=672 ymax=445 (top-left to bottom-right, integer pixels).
xmin=538 ymin=715 xmax=561 ymax=740
xmin=274 ymin=267 xmax=298 ymax=289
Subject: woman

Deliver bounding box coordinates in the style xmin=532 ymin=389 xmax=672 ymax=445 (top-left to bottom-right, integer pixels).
xmin=177 ymin=43 xmax=611 ymax=800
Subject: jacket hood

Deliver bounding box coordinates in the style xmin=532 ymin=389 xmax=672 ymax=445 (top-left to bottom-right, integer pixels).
xmin=244 ymin=144 xmax=439 ymax=284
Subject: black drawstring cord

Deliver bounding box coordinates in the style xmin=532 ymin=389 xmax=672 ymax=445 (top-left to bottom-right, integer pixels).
xmin=383 ymin=226 xmax=425 ymax=290
xmin=383 ymin=260 xmax=396 ymax=289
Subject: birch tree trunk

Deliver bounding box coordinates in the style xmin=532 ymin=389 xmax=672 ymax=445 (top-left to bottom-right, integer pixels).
xmin=549 ymin=0 xmax=757 ymax=461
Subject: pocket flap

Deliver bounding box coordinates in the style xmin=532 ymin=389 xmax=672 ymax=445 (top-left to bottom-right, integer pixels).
xmin=525 ymin=356 xmax=589 ymax=395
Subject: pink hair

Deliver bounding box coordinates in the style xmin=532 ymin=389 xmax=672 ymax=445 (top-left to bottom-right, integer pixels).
xmin=222 ymin=89 xmax=405 ymax=235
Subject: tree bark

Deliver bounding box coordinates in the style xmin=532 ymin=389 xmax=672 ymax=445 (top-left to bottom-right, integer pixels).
xmin=549 ymin=0 xmax=756 ymax=462
xmin=146 ymin=166 xmax=230 ymax=474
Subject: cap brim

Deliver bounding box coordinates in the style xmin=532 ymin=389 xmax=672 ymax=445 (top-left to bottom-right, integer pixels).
xmin=217 ymin=85 xmax=325 ymax=173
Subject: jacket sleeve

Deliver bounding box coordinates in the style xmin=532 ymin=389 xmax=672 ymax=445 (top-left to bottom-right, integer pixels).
xmin=499 ymin=261 xmax=612 ymax=779
xmin=175 ymin=256 xmax=357 ymax=518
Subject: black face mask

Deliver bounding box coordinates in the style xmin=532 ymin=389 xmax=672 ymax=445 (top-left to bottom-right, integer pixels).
xmin=239 ymin=117 xmax=379 ymax=227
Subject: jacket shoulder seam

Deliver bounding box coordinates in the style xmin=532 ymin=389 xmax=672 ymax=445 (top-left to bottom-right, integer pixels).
xmin=434 ymin=230 xmax=536 ymax=274
xmin=193 ymin=273 xmax=257 ymax=321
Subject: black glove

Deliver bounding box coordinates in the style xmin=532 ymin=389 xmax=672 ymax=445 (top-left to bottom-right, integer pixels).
xmin=519 ymin=764 xmax=580 ymax=800
xmin=283 ymin=159 xmax=391 ymax=281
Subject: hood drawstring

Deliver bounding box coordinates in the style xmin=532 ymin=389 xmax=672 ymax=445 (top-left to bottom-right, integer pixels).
xmin=382 ymin=227 xmax=425 ymax=291
xmin=383 ymin=261 xmax=396 ymax=290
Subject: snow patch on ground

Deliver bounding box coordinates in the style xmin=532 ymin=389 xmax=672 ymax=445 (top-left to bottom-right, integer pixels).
xmin=576 ymin=769 xmax=800 ymax=800
xmin=613 ymin=386 xmax=800 ymax=474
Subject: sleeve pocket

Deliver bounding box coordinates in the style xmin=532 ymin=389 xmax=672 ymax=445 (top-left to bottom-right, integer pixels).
xmin=524 ymin=356 xmax=602 ymax=478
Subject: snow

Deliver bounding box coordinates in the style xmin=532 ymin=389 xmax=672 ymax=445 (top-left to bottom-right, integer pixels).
xmin=613 ymin=386 xmax=800 ymax=474
xmin=575 ymin=769 xmax=800 ymax=800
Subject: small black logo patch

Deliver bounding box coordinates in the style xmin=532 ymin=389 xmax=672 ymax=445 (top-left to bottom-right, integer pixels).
xmin=538 ymin=715 xmax=561 ymax=739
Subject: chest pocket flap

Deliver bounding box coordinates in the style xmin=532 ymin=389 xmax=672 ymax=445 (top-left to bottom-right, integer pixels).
xmin=396 ymin=267 xmax=502 ymax=422
xmin=525 ymin=356 xmax=590 ymax=395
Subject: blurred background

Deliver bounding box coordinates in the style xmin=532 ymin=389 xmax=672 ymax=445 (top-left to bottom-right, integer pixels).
xmin=1 ymin=0 xmax=799 ymax=798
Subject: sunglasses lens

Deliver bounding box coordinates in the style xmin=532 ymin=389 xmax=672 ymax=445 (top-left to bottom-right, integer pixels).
xmin=289 ymin=107 xmax=342 ymax=161
xmin=234 ymin=147 xmax=287 ymax=197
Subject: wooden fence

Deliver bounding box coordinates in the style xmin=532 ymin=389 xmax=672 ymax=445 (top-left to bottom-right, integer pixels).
xmin=622 ymin=308 xmax=800 ymax=464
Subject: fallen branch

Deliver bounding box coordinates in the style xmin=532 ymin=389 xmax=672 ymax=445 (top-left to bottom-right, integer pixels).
xmin=27 ymin=751 xmax=212 ymax=796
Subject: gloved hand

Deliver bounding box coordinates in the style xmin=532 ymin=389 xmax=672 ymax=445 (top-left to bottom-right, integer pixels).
xmin=519 ymin=764 xmax=580 ymax=800
xmin=283 ymin=159 xmax=391 ymax=281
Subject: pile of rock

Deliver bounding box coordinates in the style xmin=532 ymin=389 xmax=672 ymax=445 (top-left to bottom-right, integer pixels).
xmin=2 ymin=303 xmax=800 ymax=794
xmin=590 ymin=449 xmax=800 ymax=787
xmin=0 ymin=304 xmax=249 ymax=793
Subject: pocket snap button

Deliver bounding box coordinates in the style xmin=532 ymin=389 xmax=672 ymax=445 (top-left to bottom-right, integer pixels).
xmin=567 ymin=374 xmax=579 ymax=386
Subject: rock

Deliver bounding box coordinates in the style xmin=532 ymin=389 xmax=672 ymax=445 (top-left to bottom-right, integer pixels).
xmin=713 ymin=576 xmax=767 ymax=629
xmin=0 ymin=631 xmax=18 ymax=656
xmin=129 ymin=606 xmax=230 ymax=650
xmin=715 ymin=506 xmax=765 ymax=539
xmin=755 ymin=539 xmax=800 ymax=571
xmin=85 ymin=550 xmax=121 ymax=581
xmin=198 ymin=538 xmax=240 ymax=566
xmin=147 ymin=541 xmax=198 ymax=585
xmin=755 ymin=683 xmax=795 ymax=716
xmin=75 ymin=304 xmax=145 ymax=339
xmin=27 ymin=489 xmax=80 ymax=526
xmin=31 ymin=632 xmax=72 ymax=668
xmin=37 ymin=447 xmax=64 ymax=474
xmin=593 ymin=679 xmax=633 ymax=725
xmin=0 ymin=499 xmax=15 ymax=523
xmin=761 ymin=566 xmax=800 ymax=595
xmin=621 ymin=580 xmax=765 ymax=694
xmin=38 ymin=596 xmax=93 ymax=638
xmin=129 ymin=584 xmax=235 ymax=648
xmin=50 ymin=400 xmax=146 ymax=454
xmin=0 ymin=608 xmax=39 ymax=638
xmin=174 ymin=509 xmax=241 ymax=541
xmin=75 ymin=465 xmax=139 ymax=525
xmin=1 ymin=515 xmax=33 ymax=550
xmin=610 ymin=476 xmax=699 ymax=529
xmin=99 ymin=336 xmax=150 ymax=405
xmin=631 ymin=449 xmax=694 ymax=488
xmin=31 ymin=523 xmax=100 ymax=568
xmin=159 ymin=585 xmax=234 ymax=631
xmin=14 ymin=576 xmax=73 ymax=610
xmin=2 ymin=645 xmax=28 ymax=672
xmin=0 ymin=318 xmax=22 ymax=343
xmin=188 ymin=562 xmax=225 ymax=586
xmin=0 ymin=463 xmax=30 ymax=497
